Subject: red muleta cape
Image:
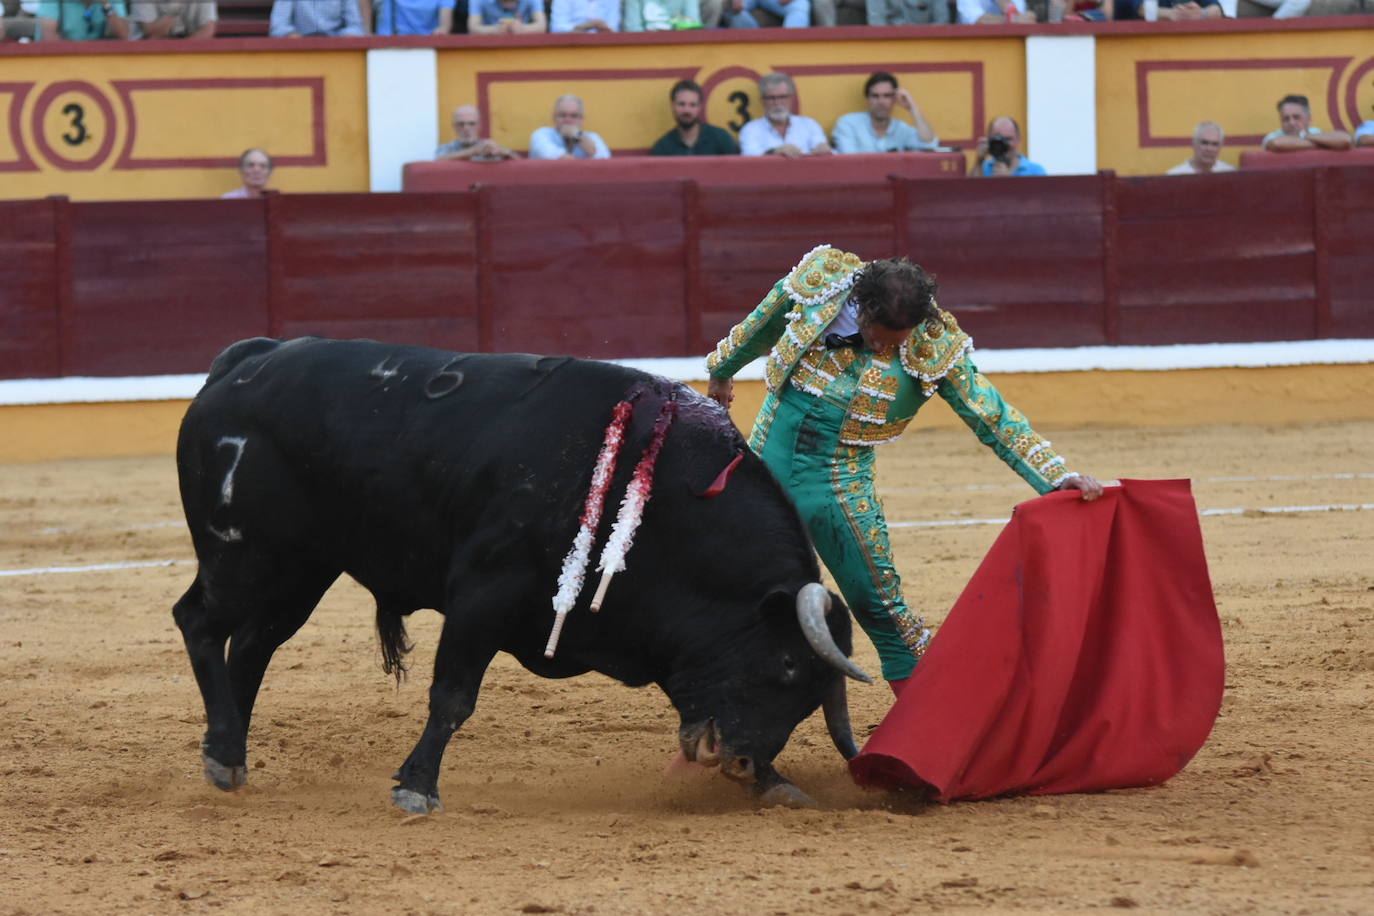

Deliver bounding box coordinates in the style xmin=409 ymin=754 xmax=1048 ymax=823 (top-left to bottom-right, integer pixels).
xmin=849 ymin=478 xmax=1224 ymax=801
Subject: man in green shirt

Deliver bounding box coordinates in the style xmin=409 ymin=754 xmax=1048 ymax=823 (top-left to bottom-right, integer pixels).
xmin=650 ymin=79 xmax=739 ymax=157
xmin=37 ymin=0 xmax=129 ymax=39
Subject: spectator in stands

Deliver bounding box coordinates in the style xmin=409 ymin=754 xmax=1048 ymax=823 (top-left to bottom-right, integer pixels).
xmin=549 ymin=0 xmax=619 ymax=31
xmin=957 ymin=0 xmax=1036 ymax=23
xmin=35 ymin=0 xmax=131 ymax=40
xmin=2 ymin=0 xmax=41 ymax=39
xmin=1108 ymin=0 xmax=1223 ymax=18
xmin=1262 ymin=95 xmax=1352 ymax=153
xmin=812 ymin=0 xmax=853 ymax=24
xmin=832 ymin=72 xmax=939 ymax=154
xmin=1167 ymin=121 xmax=1234 ymax=175
xmin=971 ymin=115 xmax=1044 ymax=176
xmin=375 ymin=0 xmax=454 ymax=34
xmin=1356 ymin=117 xmax=1374 ymax=148
xmin=269 ymin=0 xmax=366 ymax=35
xmin=724 ymin=0 xmax=811 ymax=27
xmin=1237 ymin=0 xmax=1308 ymax=16
xmin=624 ymin=0 xmax=704 ymax=28
xmin=130 ymin=1 xmax=214 ymax=37
xmin=222 ymin=148 xmax=274 ymax=199
xmin=435 ymin=105 xmax=518 ymax=160
xmin=867 ymin=0 xmax=949 ymax=23
xmin=468 ymin=0 xmax=545 ymax=31
xmin=650 ymin=80 xmax=739 ymax=156
xmin=739 ymin=73 xmax=831 ymax=158
xmin=529 ymin=95 xmax=612 ymax=159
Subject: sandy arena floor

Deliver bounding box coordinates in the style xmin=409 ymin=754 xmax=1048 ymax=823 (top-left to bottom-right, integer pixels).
xmin=1 ymin=420 xmax=1372 ymax=915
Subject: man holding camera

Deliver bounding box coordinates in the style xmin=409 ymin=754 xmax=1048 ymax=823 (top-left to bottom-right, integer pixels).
xmin=528 ymin=95 xmax=612 ymax=160
xmin=971 ymin=115 xmax=1045 ymax=177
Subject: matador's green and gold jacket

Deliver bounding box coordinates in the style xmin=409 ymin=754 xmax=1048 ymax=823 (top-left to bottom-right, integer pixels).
xmin=706 ymin=244 xmax=1078 ymax=495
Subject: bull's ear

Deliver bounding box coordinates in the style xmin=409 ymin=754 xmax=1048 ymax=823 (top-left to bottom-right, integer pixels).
xmin=757 ymin=587 xmax=797 ymax=623
xmin=823 ymin=589 xmax=850 ymax=620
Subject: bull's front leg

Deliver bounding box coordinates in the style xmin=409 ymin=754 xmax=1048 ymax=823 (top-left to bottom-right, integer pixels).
xmin=391 ymin=613 xmax=500 ymax=815
xmin=719 ymin=752 xmax=817 ymax=809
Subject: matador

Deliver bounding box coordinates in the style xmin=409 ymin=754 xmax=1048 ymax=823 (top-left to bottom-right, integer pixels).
xmin=706 ymin=246 xmax=1103 ymax=693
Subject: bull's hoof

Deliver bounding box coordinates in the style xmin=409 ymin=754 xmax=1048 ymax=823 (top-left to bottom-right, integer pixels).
xmin=202 ymin=754 xmax=248 ymax=791
xmin=391 ymin=787 xmax=443 ymax=815
xmin=757 ymin=782 xmax=817 ymax=809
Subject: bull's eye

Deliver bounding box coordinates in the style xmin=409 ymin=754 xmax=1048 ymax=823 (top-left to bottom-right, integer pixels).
xmin=781 ymin=653 xmax=798 ymax=681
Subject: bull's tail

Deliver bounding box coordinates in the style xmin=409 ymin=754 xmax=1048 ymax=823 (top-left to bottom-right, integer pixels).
xmin=376 ymin=604 xmax=413 ymax=684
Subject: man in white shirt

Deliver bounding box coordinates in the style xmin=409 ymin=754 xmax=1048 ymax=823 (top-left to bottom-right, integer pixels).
xmin=1166 ymin=121 xmax=1235 ymax=175
xmin=739 ymin=72 xmax=831 ymax=159
xmin=528 ymin=95 xmax=612 ymax=160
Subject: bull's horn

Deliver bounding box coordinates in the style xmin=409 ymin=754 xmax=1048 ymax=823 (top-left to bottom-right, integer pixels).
xmin=821 ymin=677 xmax=860 ymax=760
xmin=796 ymin=583 xmax=872 ymax=683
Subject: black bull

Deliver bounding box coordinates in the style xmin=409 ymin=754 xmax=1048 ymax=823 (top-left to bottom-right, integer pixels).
xmin=173 ymin=337 xmax=871 ymax=813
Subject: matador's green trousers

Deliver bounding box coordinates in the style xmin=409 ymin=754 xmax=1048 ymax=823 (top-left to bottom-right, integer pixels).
xmin=753 ymin=384 xmax=931 ymax=681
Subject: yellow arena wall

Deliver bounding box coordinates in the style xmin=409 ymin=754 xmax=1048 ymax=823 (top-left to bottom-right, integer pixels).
xmin=0 ymin=21 xmax=1371 ymax=201
xmin=434 ymin=35 xmax=1026 ymax=159
xmin=1097 ymin=26 xmax=1374 ymax=174
xmin=0 ymin=48 xmax=370 ymax=200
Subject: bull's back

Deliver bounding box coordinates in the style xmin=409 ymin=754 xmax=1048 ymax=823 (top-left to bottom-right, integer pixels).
xmin=185 ymin=337 xmax=641 ymax=477
xmin=178 ymin=338 xmax=654 ymax=594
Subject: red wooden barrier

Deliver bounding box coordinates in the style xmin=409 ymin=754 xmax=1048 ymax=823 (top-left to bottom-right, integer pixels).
xmin=3 ymin=166 xmax=1372 ymax=382
xmin=1320 ymin=166 xmax=1374 ymax=339
xmin=695 ymin=181 xmax=902 ymax=354
xmin=65 ymin=199 xmax=269 ymax=376
xmin=897 ymin=174 xmax=1109 ymax=349
xmin=401 ymin=152 xmax=966 ymax=191
xmin=1114 ymin=169 xmax=1318 ymax=344
xmin=269 ymin=193 xmax=482 ymax=350
xmin=1239 ymin=148 xmax=1374 ymax=171
xmin=0 ymin=200 xmax=62 ymax=378
xmin=479 ymin=181 xmax=688 ymax=357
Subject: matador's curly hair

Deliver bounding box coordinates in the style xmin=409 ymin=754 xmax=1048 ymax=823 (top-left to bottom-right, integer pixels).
xmin=852 ymin=257 xmax=939 ymax=331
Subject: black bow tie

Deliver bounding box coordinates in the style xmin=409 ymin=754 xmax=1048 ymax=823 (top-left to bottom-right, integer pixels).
xmin=824 ymin=332 xmax=865 ymax=350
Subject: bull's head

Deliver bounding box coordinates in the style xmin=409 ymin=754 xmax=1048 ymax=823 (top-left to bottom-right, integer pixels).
xmin=666 ymin=583 xmax=870 ymax=808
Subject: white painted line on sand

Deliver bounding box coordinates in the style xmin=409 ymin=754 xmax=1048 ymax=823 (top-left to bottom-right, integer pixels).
xmin=891 ymin=502 xmax=1372 ymax=530
xmin=0 ymin=559 xmax=192 ymax=578
xmin=4 ymin=503 xmax=1367 ymax=577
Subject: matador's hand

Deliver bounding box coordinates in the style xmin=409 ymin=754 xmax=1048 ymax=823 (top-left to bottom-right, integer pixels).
xmin=1058 ymin=474 xmax=1104 ymax=501
xmin=707 ymin=377 xmax=734 ymax=409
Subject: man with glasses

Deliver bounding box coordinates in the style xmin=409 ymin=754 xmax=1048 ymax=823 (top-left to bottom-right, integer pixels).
xmin=739 ymin=73 xmax=831 ymax=159
xmin=832 ymin=71 xmax=939 ymax=155
xmin=435 ymin=105 xmax=518 ymax=162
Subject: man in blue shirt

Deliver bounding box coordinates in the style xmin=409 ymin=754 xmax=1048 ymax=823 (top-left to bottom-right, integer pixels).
xmin=375 ymin=0 xmax=455 ymax=35
xmin=468 ymin=0 xmax=545 ymax=32
xmin=972 ymin=115 xmax=1045 ymax=177
xmin=832 ymin=72 xmax=939 ymax=155
xmin=269 ymin=0 xmax=366 ymax=36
